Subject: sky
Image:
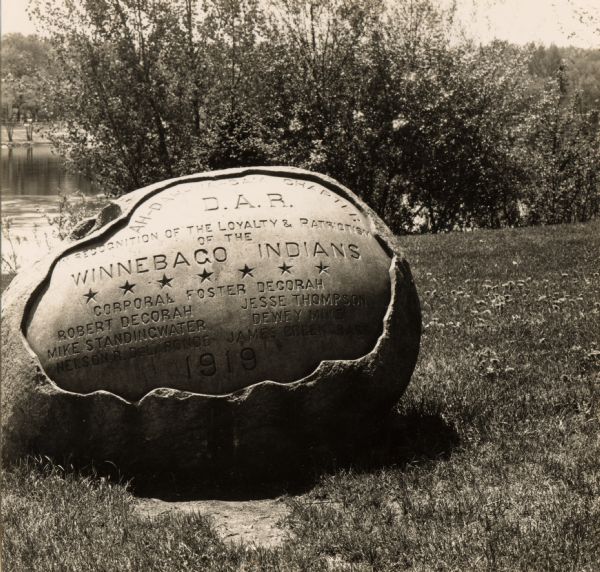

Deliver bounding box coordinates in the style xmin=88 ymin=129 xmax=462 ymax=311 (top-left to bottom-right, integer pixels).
xmin=1 ymin=0 xmax=599 ymax=48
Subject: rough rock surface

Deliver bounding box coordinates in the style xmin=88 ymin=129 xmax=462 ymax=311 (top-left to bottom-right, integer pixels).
xmin=1 ymin=167 xmax=421 ymax=481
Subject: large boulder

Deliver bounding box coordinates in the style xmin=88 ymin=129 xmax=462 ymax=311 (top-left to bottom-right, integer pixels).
xmin=1 ymin=167 xmax=421 ymax=481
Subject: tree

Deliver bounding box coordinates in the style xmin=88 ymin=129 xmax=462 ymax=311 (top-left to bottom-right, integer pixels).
xmin=522 ymin=69 xmax=600 ymax=224
xmin=31 ymin=0 xmax=201 ymax=191
xmin=200 ymin=0 xmax=279 ymax=168
xmin=262 ymin=0 xmax=384 ymax=182
xmin=28 ymin=0 xmax=600 ymax=230
xmin=0 ymin=33 xmax=53 ymax=121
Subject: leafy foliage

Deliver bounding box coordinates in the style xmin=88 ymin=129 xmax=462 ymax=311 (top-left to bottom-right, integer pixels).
xmin=24 ymin=0 xmax=600 ymax=231
xmin=0 ymin=34 xmax=53 ymax=121
xmin=522 ymin=71 xmax=600 ymax=224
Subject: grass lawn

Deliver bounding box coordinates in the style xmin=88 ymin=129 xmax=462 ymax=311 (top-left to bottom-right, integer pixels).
xmin=2 ymin=221 xmax=599 ymax=571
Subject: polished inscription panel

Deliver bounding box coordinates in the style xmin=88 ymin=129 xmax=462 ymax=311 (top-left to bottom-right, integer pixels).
xmin=26 ymin=174 xmax=392 ymax=400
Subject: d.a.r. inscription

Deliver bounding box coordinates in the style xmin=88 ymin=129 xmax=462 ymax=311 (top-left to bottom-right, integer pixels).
xmin=25 ymin=174 xmax=392 ymax=400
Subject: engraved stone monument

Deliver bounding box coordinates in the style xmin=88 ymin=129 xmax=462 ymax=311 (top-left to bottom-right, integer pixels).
xmin=1 ymin=167 xmax=421 ymax=479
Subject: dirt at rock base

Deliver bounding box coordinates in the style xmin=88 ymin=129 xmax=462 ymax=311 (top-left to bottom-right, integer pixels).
xmin=135 ymin=497 xmax=291 ymax=548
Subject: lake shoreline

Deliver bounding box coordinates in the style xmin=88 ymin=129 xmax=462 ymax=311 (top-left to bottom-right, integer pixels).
xmin=1 ymin=124 xmax=53 ymax=145
xmin=2 ymin=141 xmax=53 ymax=148
xmin=1 ymin=142 xmax=100 ymax=273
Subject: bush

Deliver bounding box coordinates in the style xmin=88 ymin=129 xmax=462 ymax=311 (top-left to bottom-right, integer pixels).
xmin=522 ymin=71 xmax=600 ymax=224
xmin=29 ymin=0 xmax=600 ymax=231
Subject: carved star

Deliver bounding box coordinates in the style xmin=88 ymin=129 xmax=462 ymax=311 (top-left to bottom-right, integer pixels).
xmin=83 ymin=288 xmax=98 ymax=303
xmin=198 ymin=268 xmax=213 ymax=282
xmin=279 ymin=261 xmax=293 ymax=275
xmin=157 ymin=274 xmax=173 ymax=288
xmin=316 ymin=261 xmax=329 ymax=274
xmin=120 ymin=280 xmax=136 ymax=295
xmin=239 ymin=264 xmax=254 ymax=278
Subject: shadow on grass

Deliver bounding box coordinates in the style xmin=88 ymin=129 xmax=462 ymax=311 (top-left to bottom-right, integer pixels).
xmin=130 ymin=407 xmax=460 ymax=501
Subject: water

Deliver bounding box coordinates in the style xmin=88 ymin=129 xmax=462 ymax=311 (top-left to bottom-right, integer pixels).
xmin=1 ymin=144 xmax=105 ymax=272
xmin=1 ymin=144 xmax=95 ymax=196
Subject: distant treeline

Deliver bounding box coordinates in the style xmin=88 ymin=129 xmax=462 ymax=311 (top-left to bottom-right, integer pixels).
xmin=4 ymin=0 xmax=599 ymax=232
